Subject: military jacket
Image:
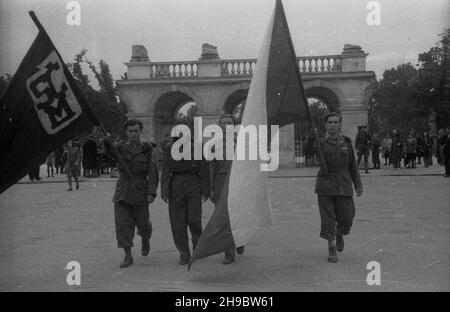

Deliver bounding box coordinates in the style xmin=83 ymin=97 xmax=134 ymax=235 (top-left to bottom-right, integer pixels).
xmin=315 ymin=135 xmax=362 ymax=196
xmin=161 ymin=140 xmax=210 ymax=199
xmin=106 ymin=141 xmax=159 ymax=205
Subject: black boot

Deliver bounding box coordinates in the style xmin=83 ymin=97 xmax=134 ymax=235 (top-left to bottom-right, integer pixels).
xmin=120 ymin=247 xmax=133 ymax=268
xmin=336 ymin=235 xmax=345 ymax=252
xmin=328 ymin=247 xmax=338 ymax=263
xmin=223 ymin=257 xmax=235 ymax=265
xmin=141 ymin=237 xmax=150 ymax=256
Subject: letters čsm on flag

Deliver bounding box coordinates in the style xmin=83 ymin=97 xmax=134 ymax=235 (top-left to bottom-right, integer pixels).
xmin=188 ymin=0 xmax=312 ymax=269
xmin=0 ymin=12 xmax=99 ymax=194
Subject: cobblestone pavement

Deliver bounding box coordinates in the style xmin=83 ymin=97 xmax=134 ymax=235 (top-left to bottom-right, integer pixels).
xmin=0 ymin=163 xmax=449 ymax=291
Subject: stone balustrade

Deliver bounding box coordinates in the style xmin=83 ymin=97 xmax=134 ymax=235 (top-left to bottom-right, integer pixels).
xmin=221 ymin=59 xmax=257 ymax=76
xmin=138 ymin=55 xmax=343 ymax=80
xmin=148 ymin=61 xmax=199 ymax=78
xmin=298 ymin=55 xmax=342 ymax=73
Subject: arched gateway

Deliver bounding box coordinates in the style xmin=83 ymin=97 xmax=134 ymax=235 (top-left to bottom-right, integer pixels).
xmin=118 ymin=43 xmax=377 ymax=166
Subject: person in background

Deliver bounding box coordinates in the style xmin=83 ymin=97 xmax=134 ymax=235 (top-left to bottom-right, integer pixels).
xmin=437 ymin=128 xmax=447 ymax=166
xmin=65 ymin=140 xmax=82 ymax=191
xmin=405 ymin=131 xmax=417 ymax=169
xmin=355 ymin=125 xmax=371 ymax=174
xmin=443 ymin=127 xmax=450 ymax=177
xmin=391 ymin=131 xmax=403 ymax=170
xmin=28 ymin=161 xmax=41 ymax=182
xmin=303 ymin=129 xmax=317 ymax=166
xmin=46 ymin=151 xmax=55 ymax=177
xmin=422 ymin=131 xmax=433 ymax=168
xmin=54 ymin=146 xmax=64 ymax=174
xmin=381 ymin=133 xmax=392 ymax=166
xmin=416 ymin=132 xmax=423 ymax=165
xmin=82 ymin=135 xmax=98 ymax=178
xmin=371 ymin=133 xmax=381 ymax=169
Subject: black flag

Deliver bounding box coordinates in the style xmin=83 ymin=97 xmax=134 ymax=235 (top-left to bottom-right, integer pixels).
xmin=0 ymin=12 xmax=100 ymax=194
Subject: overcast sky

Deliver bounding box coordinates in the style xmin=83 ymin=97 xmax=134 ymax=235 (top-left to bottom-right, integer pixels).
xmin=0 ymin=0 xmax=449 ymax=83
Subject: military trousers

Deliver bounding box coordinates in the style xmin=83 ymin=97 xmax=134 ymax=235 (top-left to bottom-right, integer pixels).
xmin=168 ymin=174 xmax=202 ymax=261
xmin=318 ymin=195 xmax=355 ymax=241
xmin=114 ymin=201 xmax=152 ymax=249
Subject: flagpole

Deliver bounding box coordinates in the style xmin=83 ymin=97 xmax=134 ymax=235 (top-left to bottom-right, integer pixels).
xmin=28 ymin=11 xmax=135 ymax=182
xmin=275 ymin=0 xmax=328 ymax=175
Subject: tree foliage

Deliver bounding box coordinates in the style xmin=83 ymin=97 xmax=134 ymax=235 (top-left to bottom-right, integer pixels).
xmin=373 ymin=29 xmax=450 ymax=137
xmin=67 ymin=48 xmax=128 ymax=140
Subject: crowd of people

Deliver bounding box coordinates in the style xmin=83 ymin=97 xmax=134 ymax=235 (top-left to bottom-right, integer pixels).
xmin=304 ymin=125 xmax=450 ymax=177
xmin=28 ymin=134 xmax=121 ymax=189
xmin=361 ymin=126 xmax=450 ymax=176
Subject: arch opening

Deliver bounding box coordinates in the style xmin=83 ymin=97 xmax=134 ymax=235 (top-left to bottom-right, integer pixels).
xmin=224 ymin=89 xmax=248 ymax=124
xmin=153 ymin=91 xmax=198 ymax=151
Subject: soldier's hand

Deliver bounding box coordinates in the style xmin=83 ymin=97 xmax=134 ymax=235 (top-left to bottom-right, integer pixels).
xmin=161 ymin=194 xmax=168 ymax=203
xmin=147 ymin=194 xmax=155 ymax=204
xmin=356 ymin=188 xmax=363 ymax=197
xmin=202 ymin=195 xmax=209 ymax=203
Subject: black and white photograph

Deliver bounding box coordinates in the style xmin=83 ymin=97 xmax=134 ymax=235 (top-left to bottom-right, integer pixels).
xmin=0 ymin=0 xmax=449 ymax=297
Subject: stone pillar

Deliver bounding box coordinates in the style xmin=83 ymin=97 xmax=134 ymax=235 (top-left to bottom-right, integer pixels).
xmin=125 ymin=45 xmax=151 ymax=79
xmin=198 ymin=43 xmax=222 ymax=78
xmin=340 ymin=44 xmax=368 ymax=72
xmin=199 ymin=43 xmax=220 ymax=60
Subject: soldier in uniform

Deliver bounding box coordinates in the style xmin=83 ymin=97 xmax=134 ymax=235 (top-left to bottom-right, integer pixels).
xmin=104 ymin=119 xmax=159 ymax=268
xmin=314 ymin=112 xmax=363 ymax=262
xmin=161 ymin=121 xmax=210 ymax=265
xmin=208 ymin=113 xmax=245 ymax=265
xmin=355 ymin=125 xmax=371 ymax=173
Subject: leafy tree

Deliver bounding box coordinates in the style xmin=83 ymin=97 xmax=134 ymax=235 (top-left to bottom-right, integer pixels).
xmin=373 ymin=29 xmax=450 ymax=137
xmin=413 ymin=28 xmax=450 ymax=131
xmin=67 ymin=49 xmax=128 ymax=140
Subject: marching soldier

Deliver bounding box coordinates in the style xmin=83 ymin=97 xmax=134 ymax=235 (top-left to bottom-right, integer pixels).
xmin=208 ymin=113 xmax=245 ymax=265
xmin=104 ymin=119 xmax=159 ymax=268
xmin=161 ymin=121 xmax=210 ymax=265
xmin=314 ymin=112 xmax=363 ymax=263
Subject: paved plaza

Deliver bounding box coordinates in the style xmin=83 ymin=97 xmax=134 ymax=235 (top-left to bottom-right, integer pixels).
xmin=0 ymin=163 xmax=449 ymax=292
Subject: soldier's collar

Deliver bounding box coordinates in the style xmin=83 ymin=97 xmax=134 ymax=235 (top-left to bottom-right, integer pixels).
xmin=127 ymin=140 xmax=142 ymax=147
xmin=325 ymin=133 xmax=342 ymax=140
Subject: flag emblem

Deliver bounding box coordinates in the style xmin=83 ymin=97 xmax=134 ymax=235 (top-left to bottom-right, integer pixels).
xmin=26 ymin=51 xmax=82 ymax=134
